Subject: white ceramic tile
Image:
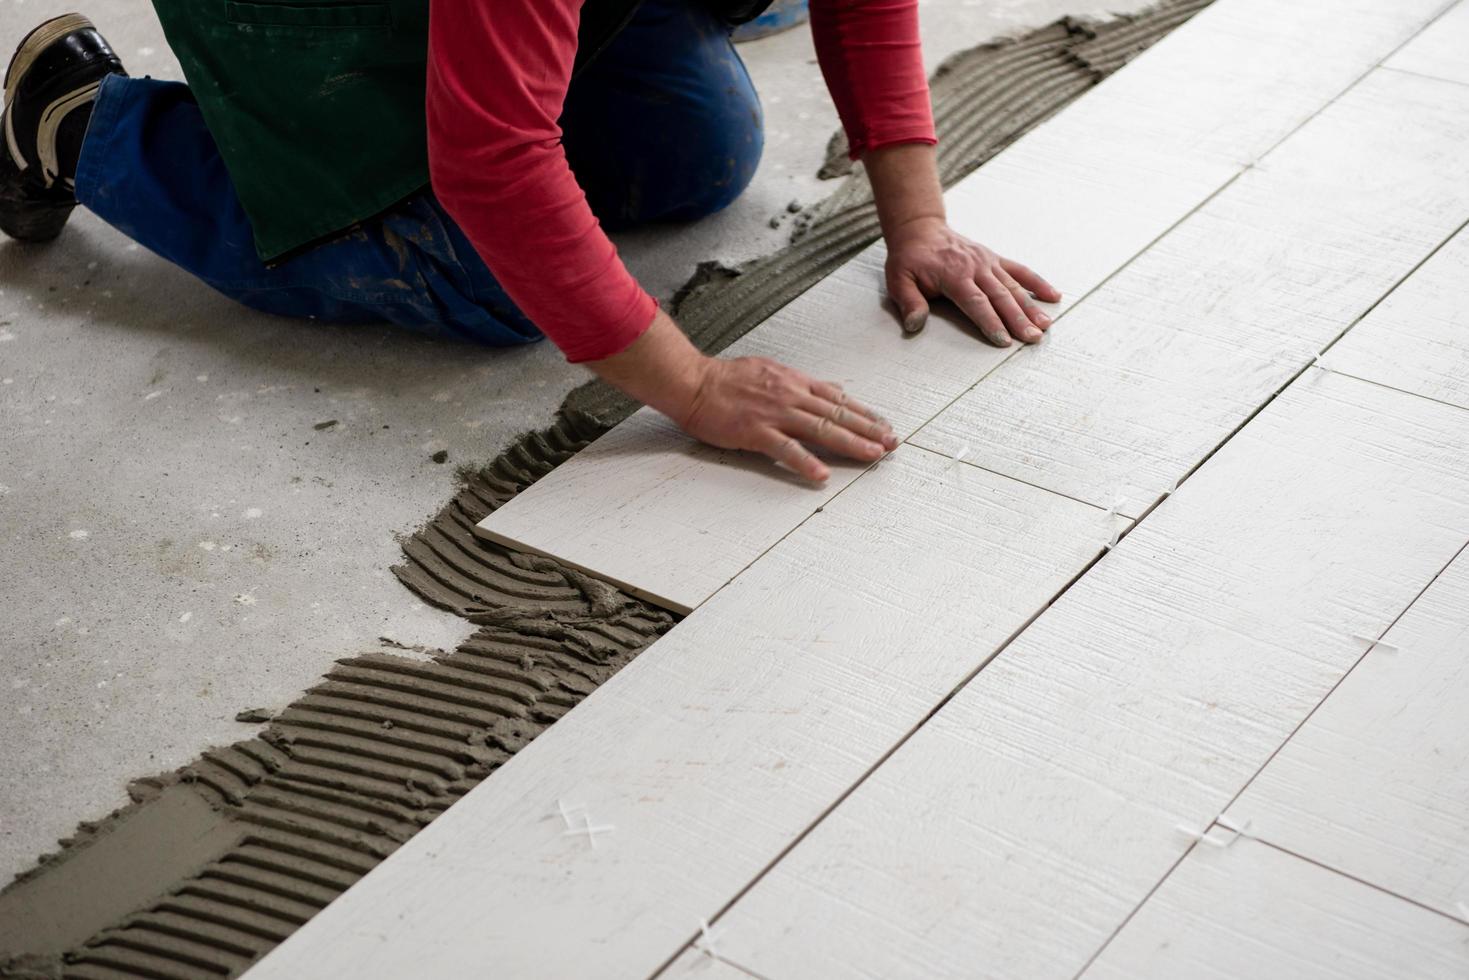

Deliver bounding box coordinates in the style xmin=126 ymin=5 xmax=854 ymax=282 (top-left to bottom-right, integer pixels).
xmin=687 ymin=372 xmax=1469 ymax=980
xmin=478 ymin=133 xmax=1228 ymax=612
xmin=1226 ymin=546 xmax=1469 ymax=920
xmin=1083 ymin=839 xmax=1469 ymax=980
xmin=1385 ymin=0 xmax=1469 ymax=85
xmin=249 ymin=446 xmax=1110 ymax=979
xmin=913 ymin=68 xmax=1469 ymax=517
xmin=1322 ymin=225 xmax=1469 ymax=410
xmin=1019 ymin=0 xmax=1453 ymax=166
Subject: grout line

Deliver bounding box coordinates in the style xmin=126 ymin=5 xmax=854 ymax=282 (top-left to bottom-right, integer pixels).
xmin=1064 ymin=3 xmax=1469 ymax=968
xmin=691 ymin=19 xmax=1469 ymax=621
xmin=1250 ymin=836 xmax=1469 ymax=928
xmin=710 ymin=956 xmax=772 ymax=980
xmin=1217 ymin=538 xmax=1468 ymax=841
xmin=649 ymin=519 xmax=1123 ymax=980
xmin=947 ymin=451 xmax=1120 ymax=515
xmin=658 ymin=5 xmax=1469 ymax=975
xmin=685 ymin=164 xmax=1256 ymax=617
xmin=1379 ymin=64 xmax=1469 ymax=89
xmin=1071 ymin=538 xmax=1469 ymax=979
xmin=1305 ymin=214 xmax=1469 ymax=371
xmin=1315 ymin=365 xmax=1469 ymax=415
xmin=684 ymin=947 xmax=772 ymax=980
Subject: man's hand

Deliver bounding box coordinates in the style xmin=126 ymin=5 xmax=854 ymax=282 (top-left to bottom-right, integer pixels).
xmin=679 ymin=357 xmax=896 ymax=482
xmin=865 ymin=142 xmax=1061 ymax=346
xmin=884 ymin=217 xmax=1060 ymax=346
xmin=588 ymin=310 xmax=898 ymax=483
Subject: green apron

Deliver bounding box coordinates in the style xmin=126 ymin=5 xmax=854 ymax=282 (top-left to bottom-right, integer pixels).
xmin=150 ymin=0 xmax=770 ymax=262
xmin=149 ymin=0 xmax=647 ymax=262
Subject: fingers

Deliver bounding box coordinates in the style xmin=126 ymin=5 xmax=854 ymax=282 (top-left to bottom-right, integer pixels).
xmin=944 ymin=280 xmax=1012 ymax=347
xmin=691 ymin=359 xmax=899 ymax=483
xmin=807 ymin=382 xmax=898 ymax=450
xmin=945 ymin=272 xmax=1048 ymax=346
xmin=887 ymin=273 xmax=931 ymax=335
xmin=1000 ymin=258 xmax=1062 ymax=303
xmin=760 ymin=431 xmax=829 ymax=482
xmin=977 ymin=273 xmax=1044 ymax=343
xmin=809 ymin=380 xmax=879 ymax=419
xmin=757 ymin=404 xmax=888 ymax=483
xmin=756 ymin=383 xmax=897 ymax=482
xmin=997 ymin=268 xmax=1053 ymax=332
xmin=791 ymin=408 xmax=889 ymax=460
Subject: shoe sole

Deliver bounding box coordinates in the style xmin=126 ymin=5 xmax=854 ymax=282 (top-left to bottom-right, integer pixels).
xmin=3 ymin=13 xmax=97 ymax=181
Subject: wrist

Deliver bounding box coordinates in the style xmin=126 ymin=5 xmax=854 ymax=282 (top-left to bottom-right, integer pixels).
xmin=656 ymin=347 xmax=715 ymax=428
xmin=883 ymin=212 xmax=948 ymax=244
xmin=584 ymin=309 xmax=713 ymax=424
xmin=863 ymin=142 xmax=946 ymax=243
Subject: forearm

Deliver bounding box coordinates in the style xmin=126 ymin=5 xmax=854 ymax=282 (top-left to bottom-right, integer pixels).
xmin=427 ymin=0 xmax=657 ymax=364
xmin=584 ymin=308 xmax=709 ymax=424
xmin=809 ymin=0 xmax=934 ymax=158
xmin=865 ymin=141 xmax=945 ymax=240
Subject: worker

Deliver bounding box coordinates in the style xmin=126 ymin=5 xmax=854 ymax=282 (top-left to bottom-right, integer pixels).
xmin=1 ymin=2 xmax=1059 ymax=482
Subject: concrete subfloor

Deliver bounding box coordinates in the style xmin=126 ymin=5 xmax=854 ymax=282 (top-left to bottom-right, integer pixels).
xmin=0 ymin=0 xmax=1150 ymax=882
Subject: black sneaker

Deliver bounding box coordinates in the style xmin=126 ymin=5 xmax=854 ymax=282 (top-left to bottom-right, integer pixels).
xmin=1 ymin=13 xmax=125 ymax=242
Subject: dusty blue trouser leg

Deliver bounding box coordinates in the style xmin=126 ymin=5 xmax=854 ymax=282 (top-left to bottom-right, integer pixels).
xmin=560 ymin=0 xmax=765 ymax=229
xmin=74 ymin=74 xmax=540 ymax=344
xmin=71 ymin=1 xmax=764 ymax=337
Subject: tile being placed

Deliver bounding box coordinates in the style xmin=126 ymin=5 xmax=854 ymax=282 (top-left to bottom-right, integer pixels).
xmin=478 ymin=134 xmax=1235 ymax=613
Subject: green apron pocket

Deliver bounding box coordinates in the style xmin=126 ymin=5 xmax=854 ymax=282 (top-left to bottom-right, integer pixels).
xmin=224 ymin=1 xmax=392 ymax=33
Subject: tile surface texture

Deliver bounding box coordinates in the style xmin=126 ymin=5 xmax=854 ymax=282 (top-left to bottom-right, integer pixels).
xmin=1321 ymin=225 xmax=1469 ymax=410
xmin=250 ymin=446 xmax=1110 ymax=979
xmin=1227 ymin=546 xmax=1469 ymax=920
xmin=913 ymin=68 xmax=1469 ymax=516
xmin=671 ymin=373 xmax=1469 ymax=980
xmin=1082 ymin=839 xmax=1469 ymax=980
xmin=1384 ymin=0 xmax=1469 ymax=85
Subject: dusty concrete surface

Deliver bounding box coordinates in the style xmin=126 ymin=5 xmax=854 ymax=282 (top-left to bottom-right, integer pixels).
xmin=0 ymin=0 xmax=1154 ymax=884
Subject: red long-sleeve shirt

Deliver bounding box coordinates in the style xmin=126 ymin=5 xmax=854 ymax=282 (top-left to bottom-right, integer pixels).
xmin=427 ymin=1 xmax=934 ymax=363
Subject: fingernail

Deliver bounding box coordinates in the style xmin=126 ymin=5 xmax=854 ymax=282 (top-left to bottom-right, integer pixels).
xmin=1037 ymin=312 xmax=1052 ymax=326
xmin=884 ymin=433 xmax=900 ymax=450
xmin=902 ymin=312 xmax=927 ymax=335
xmin=993 ymin=334 xmax=1012 ymax=348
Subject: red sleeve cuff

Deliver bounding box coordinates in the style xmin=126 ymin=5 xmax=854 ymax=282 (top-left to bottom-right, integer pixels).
xmin=559 ymin=291 xmax=660 ymax=364
xmin=851 ymin=133 xmax=938 ymax=160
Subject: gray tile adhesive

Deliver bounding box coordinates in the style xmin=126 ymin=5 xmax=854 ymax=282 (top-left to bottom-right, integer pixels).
xmin=0 ymin=3 xmax=1210 ymax=976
